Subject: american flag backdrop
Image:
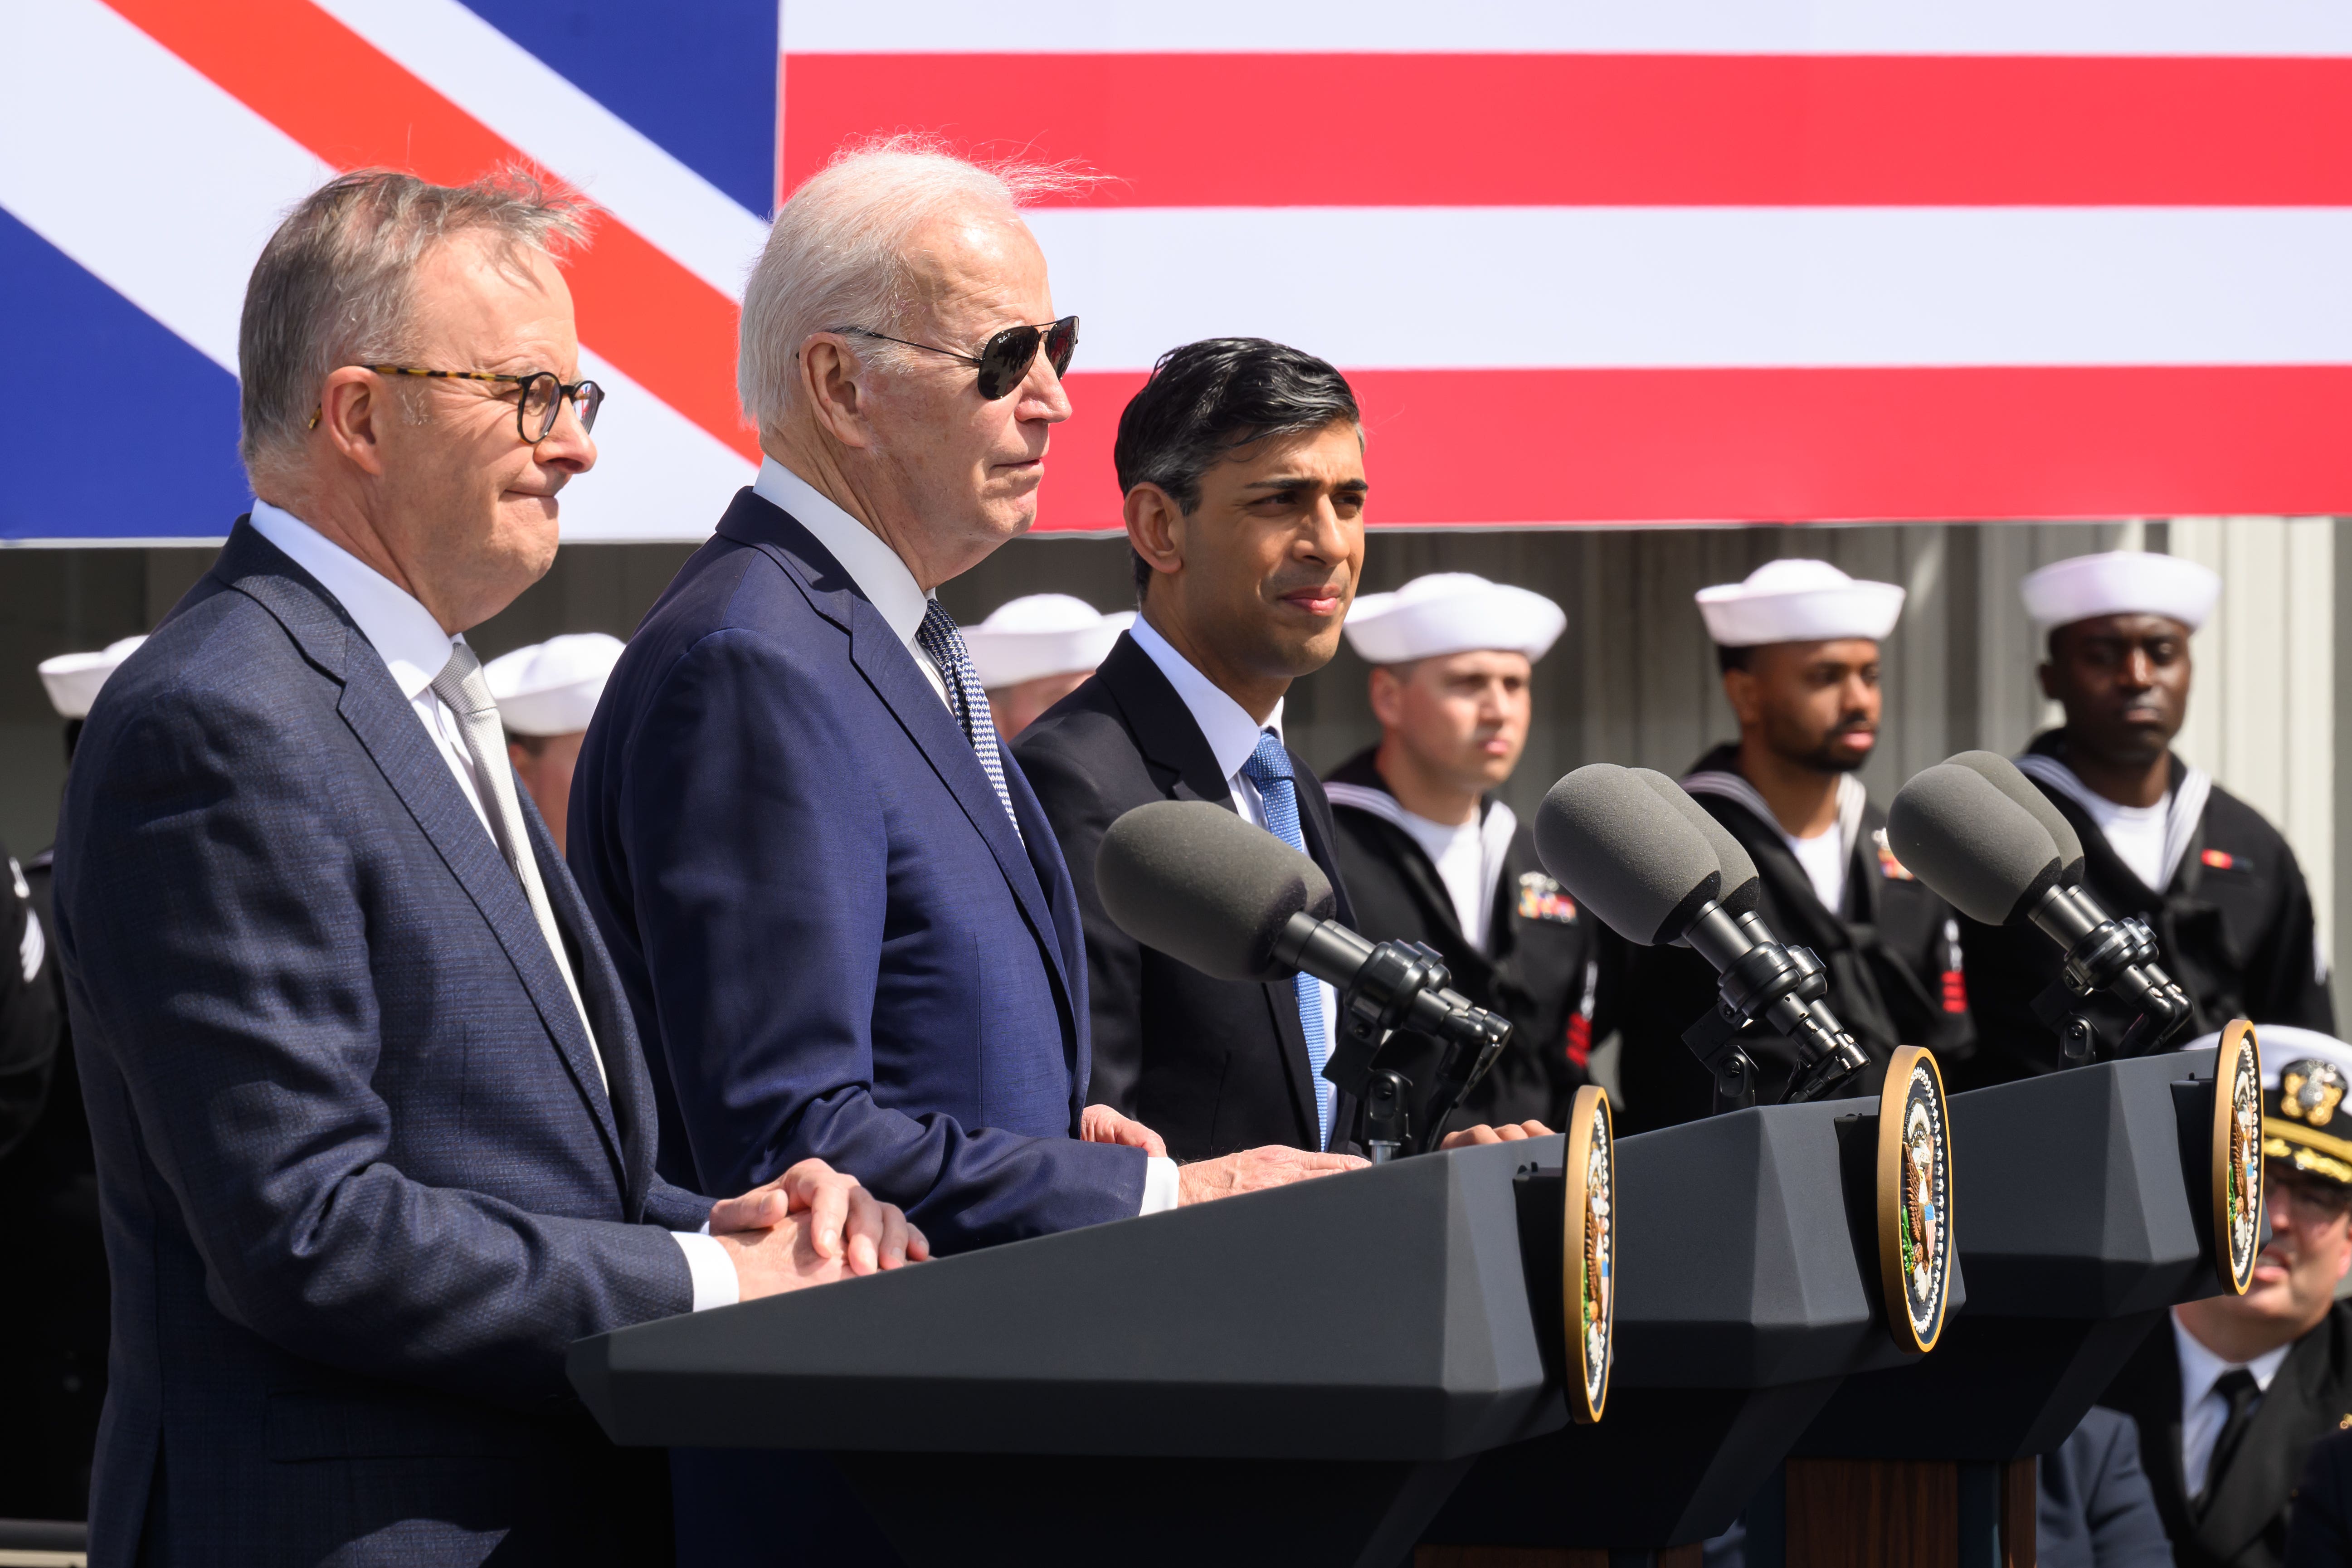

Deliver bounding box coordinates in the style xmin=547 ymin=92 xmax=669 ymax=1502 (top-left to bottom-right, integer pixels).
xmin=10 ymin=0 xmax=2352 ymax=540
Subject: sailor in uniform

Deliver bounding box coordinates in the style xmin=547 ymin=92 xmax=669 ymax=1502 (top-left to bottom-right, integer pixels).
xmin=1323 ymin=573 xmax=1596 ymax=1130
xmin=1618 ymin=560 xmax=1972 ymax=1131
xmin=1961 ymin=551 xmax=2333 ymax=1086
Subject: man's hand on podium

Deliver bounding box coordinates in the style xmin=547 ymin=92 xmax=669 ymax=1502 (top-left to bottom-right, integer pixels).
xmin=1437 ymin=1120 xmax=1554 ymax=1150
xmin=709 ymin=1159 xmax=929 ymax=1300
xmin=1080 ymin=1103 xmax=1169 ymax=1157
xmin=1174 ymin=1146 xmax=1367 ymax=1205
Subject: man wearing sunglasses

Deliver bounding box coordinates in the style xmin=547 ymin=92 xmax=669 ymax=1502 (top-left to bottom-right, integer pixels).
xmin=49 ymin=170 xmax=918 ymax=1567
xmin=569 ymin=144 xmax=1362 ymax=1563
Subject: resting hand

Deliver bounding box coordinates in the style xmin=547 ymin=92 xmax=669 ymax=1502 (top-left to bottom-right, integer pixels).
xmin=1175 ymin=1145 xmax=1366 ymax=1206
xmin=1080 ymin=1103 xmax=1169 ymax=1158
xmin=707 ymin=1159 xmax=929 ymax=1282
xmin=1439 ymin=1120 xmax=1554 ymax=1150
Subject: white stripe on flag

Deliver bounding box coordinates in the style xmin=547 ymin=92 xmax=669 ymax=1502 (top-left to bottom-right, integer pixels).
xmin=312 ymin=0 xmax=773 ymax=299
xmin=785 ymin=1 xmax=2352 ymax=56
xmin=1025 ymin=205 xmax=2352 ymax=371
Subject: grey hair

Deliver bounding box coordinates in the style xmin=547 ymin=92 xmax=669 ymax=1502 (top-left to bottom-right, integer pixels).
xmin=737 ymin=135 xmax=1092 ymax=440
xmin=238 ymin=167 xmax=589 ymax=484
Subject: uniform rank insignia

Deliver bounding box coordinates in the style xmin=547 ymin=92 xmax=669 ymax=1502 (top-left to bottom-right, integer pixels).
xmin=1872 ymin=828 xmax=1915 ymax=881
xmin=1518 ymin=872 xmax=1578 ymax=923
xmin=2201 ymin=847 xmax=2238 ymax=871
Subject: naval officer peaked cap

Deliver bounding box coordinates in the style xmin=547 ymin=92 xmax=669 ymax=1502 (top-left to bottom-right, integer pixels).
xmin=2187 ymin=1024 xmax=2352 ymax=1189
xmin=1342 ymin=572 xmax=1568 ymax=665
xmin=2019 ymin=550 xmax=2221 ymax=633
xmin=963 ymin=594 xmax=1134 ymax=690
xmin=39 ymin=635 xmax=147 ymax=719
xmin=484 ymin=632 xmax=626 ymax=737
xmin=1695 ymin=559 xmax=1905 ymax=647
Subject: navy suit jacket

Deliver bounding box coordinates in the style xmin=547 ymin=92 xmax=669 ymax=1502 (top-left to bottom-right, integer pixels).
xmin=569 ymin=488 xmax=1144 ymax=1255
xmin=54 ymin=521 xmax=709 ymax=1568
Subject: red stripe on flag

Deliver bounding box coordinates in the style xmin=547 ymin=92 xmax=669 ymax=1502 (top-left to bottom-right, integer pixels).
xmin=787 ymin=52 xmax=2352 ymax=207
xmin=109 ymin=0 xmax=757 ymax=460
xmin=1034 ymin=365 xmax=2352 ymax=530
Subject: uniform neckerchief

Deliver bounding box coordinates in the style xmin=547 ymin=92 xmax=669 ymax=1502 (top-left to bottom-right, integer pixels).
xmin=2015 ymin=742 xmax=2211 ymax=895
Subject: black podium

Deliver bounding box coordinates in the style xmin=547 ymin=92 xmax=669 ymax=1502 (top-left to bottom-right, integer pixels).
xmin=574 ymin=1136 xmax=1567 ymax=1568
xmin=1421 ymin=1092 xmax=1958 ymax=1561
xmin=1770 ymin=1042 xmax=2253 ymax=1566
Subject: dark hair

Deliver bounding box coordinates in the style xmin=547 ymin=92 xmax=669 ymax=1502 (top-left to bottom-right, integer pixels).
xmin=1715 ymin=644 xmax=1755 ymax=674
xmin=1114 ymin=338 xmax=1360 ymax=600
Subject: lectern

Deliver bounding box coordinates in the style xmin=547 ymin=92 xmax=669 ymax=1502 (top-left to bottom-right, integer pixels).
xmin=573 ymin=1132 xmax=1583 ymax=1568
xmin=1423 ymin=1051 xmax=1960 ymax=1561
xmin=1776 ymin=1032 xmax=2262 ymax=1566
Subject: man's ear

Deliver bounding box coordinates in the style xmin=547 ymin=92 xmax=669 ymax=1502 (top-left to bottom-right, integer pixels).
xmin=1368 ymin=666 xmax=1404 ymax=729
xmin=317 ymin=366 xmax=390 ymax=477
xmin=1125 ymin=484 xmax=1184 ymax=586
xmin=799 ymin=335 xmax=877 ymax=450
xmin=1721 ymin=667 xmax=1760 ymax=728
xmin=2036 ymin=661 xmax=2059 ymax=702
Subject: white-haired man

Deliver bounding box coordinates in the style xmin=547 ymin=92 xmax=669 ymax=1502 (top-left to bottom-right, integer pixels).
xmin=1324 ymin=572 xmax=1598 ymax=1131
xmin=964 ymin=592 xmax=1132 ymax=740
xmin=485 ymin=630 xmax=624 ymax=853
xmin=566 ymin=144 xmax=1360 ymax=1563
xmin=52 ymin=170 xmax=916 ymax=1567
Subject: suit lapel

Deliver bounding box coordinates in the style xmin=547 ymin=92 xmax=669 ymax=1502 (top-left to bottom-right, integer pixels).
xmin=224 ymin=526 xmax=628 ymax=1178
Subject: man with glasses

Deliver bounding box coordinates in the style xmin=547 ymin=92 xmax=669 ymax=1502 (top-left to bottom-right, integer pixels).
xmin=569 ymin=146 xmax=1360 ymax=1563
xmin=50 ymin=170 xmax=918 ymax=1567
xmin=2099 ymin=1026 xmax=2352 ymax=1568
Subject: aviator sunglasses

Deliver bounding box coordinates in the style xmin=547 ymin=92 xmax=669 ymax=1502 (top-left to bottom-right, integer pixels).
xmin=842 ymin=315 xmax=1078 ymax=400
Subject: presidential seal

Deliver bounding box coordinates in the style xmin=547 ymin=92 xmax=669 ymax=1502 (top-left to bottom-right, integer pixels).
xmin=1876 ymin=1045 xmax=1952 ymax=1354
xmin=2214 ymin=1020 xmax=2264 ymax=1296
xmin=1562 ymin=1084 xmax=1615 ymax=1424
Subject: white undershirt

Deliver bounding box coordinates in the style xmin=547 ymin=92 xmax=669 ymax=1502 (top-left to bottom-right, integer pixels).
xmin=1398 ymin=809 xmax=1493 ymax=951
xmin=246 ymin=501 xmax=739 ymax=1313
xmin=1790 ymin=828 xmax=1848 ymax=916
xmin=756 ymin=460 xmax=1178 ymax=1213
xmin=2081 ymin=792 xmax=2175 ymax=893
xmin=2172 ymin=1309 xmax=2292 ymax=1498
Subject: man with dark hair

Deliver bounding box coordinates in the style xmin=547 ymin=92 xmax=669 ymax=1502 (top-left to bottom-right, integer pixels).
xmin=1018 ymin=339 xmax=1542 ymax=1160
xmin=1617 ymin=559 xmax=1971 ymax=1130
xmin=1961 ymin=551 xmax=2332 ymax=1086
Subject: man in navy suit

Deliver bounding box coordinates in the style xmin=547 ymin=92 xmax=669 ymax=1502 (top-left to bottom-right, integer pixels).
xmin=53 ymin=170 xmax=916 ymax=1568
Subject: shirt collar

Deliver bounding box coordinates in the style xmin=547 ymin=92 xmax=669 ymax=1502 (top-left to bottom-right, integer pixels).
xmin=1127 ymin=612 xmax=1286 ymax=781
xmin=2172 ymin=1309 xmax=2294 ymax=1402
xmin=247 ymin=499 xmax=458 ymax=701
xmin=754 ymin=457 xmax=931 ymax=648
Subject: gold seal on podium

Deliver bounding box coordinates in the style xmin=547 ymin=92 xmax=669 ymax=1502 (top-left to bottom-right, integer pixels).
xmin=2214 ymin=1019 xmax=2264 ymax=1296
xmin=1562 ymin=1084 xmax=1615 ymax=1424
xmin=1877 ymin=1046 xmax=1952 ymax=1354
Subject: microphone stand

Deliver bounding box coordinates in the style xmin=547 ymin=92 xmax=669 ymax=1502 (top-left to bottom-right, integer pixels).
xmin=2023 ymin=886 xmax=2195 ymax=1062
xmin=1679 ymin=909 xmax=1871 ymax=1116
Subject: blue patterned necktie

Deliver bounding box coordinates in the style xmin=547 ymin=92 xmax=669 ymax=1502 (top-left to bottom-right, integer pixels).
xmin=1241 ymin=730 xmax=1334 ymax=1149
xmin=914 ymin=599 xmax=1022 ymax=839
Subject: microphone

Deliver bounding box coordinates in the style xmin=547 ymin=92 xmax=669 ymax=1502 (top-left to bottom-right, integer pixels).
xmin=1095 ymin=800 xmax=1511 ymax=1156
xmin=1535 ymin=766 xmax=1868 ymax=1108
xmin=1888 ymin=761 xmax=2192 ymax=1059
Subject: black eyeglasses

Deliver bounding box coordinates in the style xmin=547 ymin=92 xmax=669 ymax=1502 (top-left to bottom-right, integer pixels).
xmin=357 ymin=366 xmax=604 ymax=443
xmin=841 ymin=316 xmax=1077 ymax=400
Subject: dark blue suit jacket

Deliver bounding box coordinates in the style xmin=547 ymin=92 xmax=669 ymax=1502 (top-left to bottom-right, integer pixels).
xmin=569 ymin=488 xmax=1144 ymax=1254
xmin=53 ymin=521 xmax=710 ymax=1568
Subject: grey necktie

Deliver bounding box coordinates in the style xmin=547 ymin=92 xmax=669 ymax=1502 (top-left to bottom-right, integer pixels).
xmin=429 ymin=643 xmax=605 ymax=1090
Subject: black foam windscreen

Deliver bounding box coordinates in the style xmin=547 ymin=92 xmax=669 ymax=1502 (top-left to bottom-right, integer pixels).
xmin=1096 ymin=800 xmax=1337 ymax=983
xmin=1629 ymin=768 xmax=1762 ymax=915
xmin=1535 ymin=765 xmax=1724 ymax=945
xmin=1943 ymin=749 xmax=2086 ymax=880
xmin=1886 ymin=764 xmax=2064 ymax=926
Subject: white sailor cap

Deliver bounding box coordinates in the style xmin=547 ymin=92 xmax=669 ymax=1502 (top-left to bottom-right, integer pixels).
xmin=39 ymin=635 xmax=147 ymax=719
xmin=1342 ymin=573 xmax=1567 ymax=666
xmin=964 ymin=595 xmax=1133 ymax=690
xmin=2019 ymin=551 xmax=2221 ymax=632
xmin=1695 ymin=559 xmax=1905 ymax=648
xmin=484 ymin=633 xmax=625 ymax=737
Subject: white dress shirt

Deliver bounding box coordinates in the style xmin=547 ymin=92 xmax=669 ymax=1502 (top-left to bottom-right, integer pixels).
xmin=2172 ymin=1308 xmax=2293 ymax=1499
xmin=753 ymin=461 xmax=1180 ymax=1214
xmin=247 ymin=501 xmax=738 ymax=1310
xmin=1128 ymin=615 xmax=1343 ymax=1139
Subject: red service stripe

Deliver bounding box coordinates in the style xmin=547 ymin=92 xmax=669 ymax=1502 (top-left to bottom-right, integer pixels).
xmin=110 ymin=0 xmax=758 ymax=461
xmin=786 ymin=52 xmax=2352 ymax=207
xmin=1032 ymin=365 xmax=2352 ymax=530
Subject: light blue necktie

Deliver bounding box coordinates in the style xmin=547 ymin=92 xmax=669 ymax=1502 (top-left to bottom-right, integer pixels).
xmin=1242 ymin=730 xmax=1334 ymax=1149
